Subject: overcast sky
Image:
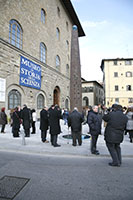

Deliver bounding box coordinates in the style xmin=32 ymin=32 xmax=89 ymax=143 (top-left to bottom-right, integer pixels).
xmin=71 ymin=0 xmax=133 ymax=81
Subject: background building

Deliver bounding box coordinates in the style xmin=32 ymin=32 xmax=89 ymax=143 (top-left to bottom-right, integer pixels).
xmin=82 ymin=79 xmax=104 ymax=107
xmin=0 ymin=0 xmax=85 ymax=116
xmin=100 ymin=58 xmax=133 ymax=107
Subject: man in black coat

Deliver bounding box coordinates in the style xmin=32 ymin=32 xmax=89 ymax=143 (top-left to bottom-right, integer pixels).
xmin=87 ymin=105 xmax=102 ymax=155
xmin=48 ymin=105 xmax=62 ymax=147
xmin=68 ymin=107 xmax=84 ymax=146
xmin=103 ymin=104 xmax=128 ymax=167
xmin=40 ymin=106 xmax=49 ymax=143
xmin=21 ymin=104 xmax=31 ymax=137
xmin=12 ymin=107 xmax=21 ymax=137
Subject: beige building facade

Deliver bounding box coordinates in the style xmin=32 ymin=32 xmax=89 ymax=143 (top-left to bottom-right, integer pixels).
xmin=82 ymin=80 xmax=104 ymax=107
xmin=0 ymin=0 xmax=84 ymax=116
xmin=100 ymin=58 xmax=133 ymax=107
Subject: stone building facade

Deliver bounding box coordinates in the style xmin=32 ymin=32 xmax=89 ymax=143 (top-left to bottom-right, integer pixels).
xmin=82 ymin=80 xmax=104 ymax=107
xmin=100 ymin=58 xmax=133 ymax=107
xmin=0 ymin=0 xmax=84 ymax=116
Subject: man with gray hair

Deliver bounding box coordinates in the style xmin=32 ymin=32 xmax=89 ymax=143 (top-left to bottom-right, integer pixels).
xmin=68 ymin=107 xmax=84 ymax=146
xmin=87 ymin=105 xmax=102 ymax=155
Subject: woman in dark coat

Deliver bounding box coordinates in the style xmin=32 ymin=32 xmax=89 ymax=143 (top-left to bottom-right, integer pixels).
xmin=48 ymin=105 xmax=62 ymax=147
xmin=0 ymin=107 xmax=7 ymax=133
xmin=40 ymin=106 xmax=49 ymax=143
xmin=103 ymin=104 xmax=128 ymax=167
xmin=12 ymin=107 xmax=21 ymax=137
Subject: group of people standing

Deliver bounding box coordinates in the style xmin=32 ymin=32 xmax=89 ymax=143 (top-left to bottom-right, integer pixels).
xmin=0 ymin=103 xmax=132 ymax=167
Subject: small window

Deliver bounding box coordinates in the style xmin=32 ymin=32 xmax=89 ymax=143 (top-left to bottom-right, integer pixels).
xmin=82 ymin=97 xmax=89 ymax=107
xmin=57 ymin=7 xmax=60 ymax=17
xmin=125 ymin=60 xmax=131 ymax=65
xmin=126 ymin=85 xmax=131 ymax=91
xmin=56 ymin=28 xmax=60 ymax=40
xmin=56 ymin=55 xmax=60 ymax=70
xmin=66 ymin=21 xmax=69 ymax=31
xmin=37 ymin=94 xmax=44 ymax=109
xmin=41 ymin=9 xmax=46 ymax=24
xmin=128 ymin=98 xmax=133 ymax=103
xmin=114 ymin=60 xmax=117 ymax=65
xmin=126 ymin=71 xmax=132 ymax=77
xmin=114 ymin=72 xmax=118 ymax=77
xmin=40 ymin=43 xmax=47 ymax=63
xmin=66 ymin=64 xmax=69 ymax=76
xmin=9 ymin=19 xmax=23 ymax=49
xmin=115 ymin=85 xmax=119 ymax=91
xmin=66 ymin=40 xmax=69 ymax=50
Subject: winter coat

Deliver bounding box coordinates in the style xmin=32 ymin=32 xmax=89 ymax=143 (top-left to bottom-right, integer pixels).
xmin=48 ymin=107 xmax=62 ymax=135
xmin=87 ymin=111 xmax=102 ymax=136
xmin=40 ymin=109 xmax=49 ymax=131
xmin=12 ymin=111 xmax=21 ymax=130
xmin=68 ymin=110 xmax=83 ymax=132
xmin=21 ymin=107 xmax=31 ymax=129
xmin=126 ymin=111 xmax=133 ymax=130
xmin=0 ymin=111 xmax=7 ymax=125
xmin=103 ymin=110 xmax=128 ymax=144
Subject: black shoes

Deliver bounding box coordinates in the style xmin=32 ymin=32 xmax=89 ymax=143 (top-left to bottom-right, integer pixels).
xmin=91 ymin=150 xmax=100 ymax=155
xmin=53 ymin=144 xmax=61 ymax=147
xmin=108 ymin=162 xmax=120 ymax=167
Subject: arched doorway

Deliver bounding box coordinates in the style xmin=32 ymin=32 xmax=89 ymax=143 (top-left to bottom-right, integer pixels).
xmin=53 ymin=86 xmax=60 ymax=106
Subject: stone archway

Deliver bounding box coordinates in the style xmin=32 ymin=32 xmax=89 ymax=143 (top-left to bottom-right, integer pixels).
xmin=53 ymin=86 xmax=60 ymax=106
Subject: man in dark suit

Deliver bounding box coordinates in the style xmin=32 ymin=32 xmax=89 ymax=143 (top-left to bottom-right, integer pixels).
xmin=48 ymin=105 xmax=62 ymax=147
xmin=21 ymin=104 xmax=31 ymax=137
xmin=40 ymin=106 xmax=49 ymax=143
xmin=103 ymin=104 xmax=128 ymax=167
xmin=87 ymin=105 xmax=102 ymax=155
xmin=68 ymin=107 xmax=84 ymax=146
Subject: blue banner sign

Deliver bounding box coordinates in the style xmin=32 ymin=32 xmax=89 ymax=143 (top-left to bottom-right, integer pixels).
xmin=20 ymin=56 xmax=41 ymax=90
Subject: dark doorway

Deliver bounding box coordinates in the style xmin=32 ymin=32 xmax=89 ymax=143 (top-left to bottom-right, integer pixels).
xmin=53 ymin=86 xmax=60 ymax=106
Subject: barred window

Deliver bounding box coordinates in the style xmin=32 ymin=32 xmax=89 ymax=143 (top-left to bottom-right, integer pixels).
xmin=56 ymin=55 xmax=60 ymax=70
xmin=37 ymin=94 xmax=44 ymax=109
xmin=9 ymin=19 xmax=23 ymax=49
xmin=41 ymin=9 xmax=46 ymax=24
xmin=8 ymin=89 xmax=21 ymax=109
xmin=56 ymin=28 xmax=60 ymax=40
xmin=40 ymin=42 xmax=47 ymax=63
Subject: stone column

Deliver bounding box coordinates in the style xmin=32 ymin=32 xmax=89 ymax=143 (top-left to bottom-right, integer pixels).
xmin=70 ymin=25 xmax=82 ymax=112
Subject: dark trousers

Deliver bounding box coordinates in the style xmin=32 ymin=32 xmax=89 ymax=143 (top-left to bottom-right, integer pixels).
xmin=24 ymin=128 xmax=30 ymax=137
xmin=31 ymin=121 xmax=36 ymax=134
xmin=12 ymin=128 xmax=19 ymax=137
xmin=1 ymin=124 xmax=5 ymax=133
xmin=91 ymin=135 xmax=99 ymax=153
xmin=51 ymin=134 xmax=58 ymax=146
xmin=106 ymin=142 xmax=121 ymax=165
xmin=72 ymin=131 xmax=82 ymax=146
xmin=41 ymin=130 xmax=47 ymax=142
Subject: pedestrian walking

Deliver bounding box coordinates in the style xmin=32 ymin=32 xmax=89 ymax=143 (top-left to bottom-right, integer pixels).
xmin=21 ymin=104 xmax=31 ymax=137
xmin=63 ymin=109 xmax=69 ymax=125
xmin=0 ymin=107 xmax=8 ymax=133
xmin=48 ymin=105 xmax=62 ymax=147
xmin=31 ymin=109 xmax=37 ymax=134
xmin=40 ymin=106 xmax=49 ymax=143
xmin=12 ymin=107 xmax=21 ymax=137
xmin=87 ymin=105 xmax=102 ymax=155
xmin=126 ymin=106 xmax=133 ymax=143
xmin=103 ymin=104 xmax=128 ymax=167
xmin=68 ymin=107 xmax=84 ymax=146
